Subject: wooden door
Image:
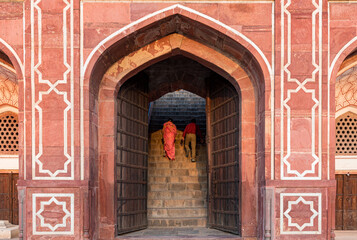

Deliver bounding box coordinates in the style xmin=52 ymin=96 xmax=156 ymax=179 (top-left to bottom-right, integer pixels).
xmin=0 ymin=172 xmax=18 ymax=224
xmin=207 ymin=79 xmax=240 ymax=235
xmin=116 ymin=75 xmax=149 ymax=235
xmin=336 ymin=174 xmax=357 ymax=230
xmin=11 ymin=173 xmax=18 ymax=224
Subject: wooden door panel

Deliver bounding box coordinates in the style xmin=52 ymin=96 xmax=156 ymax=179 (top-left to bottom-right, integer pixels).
xmin=116 ymin=76 xmax=149 ymax=235
xmin=343 ymin=174 xmax=357 ymax=229
xmin=0 ymin=173 xmax=11 ymax=221
xmin=12 ymin=173 xmax=18 ymax=224
xmin=336 ymin=174 xmax=357 ymax=230
xmin=0 ymin=173 xmax=18 ymax=224
xmin=208 ymin=79 xmax=240 ymax=235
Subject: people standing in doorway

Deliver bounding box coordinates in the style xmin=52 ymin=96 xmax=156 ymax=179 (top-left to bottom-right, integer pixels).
xmin=162 ymin=118 xmax=177 ymax=161
xmin=182 ymin=119 xmax=203 ymax=162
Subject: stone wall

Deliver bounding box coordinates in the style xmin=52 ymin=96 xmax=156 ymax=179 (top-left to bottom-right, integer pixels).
xmin=0 ymin=0 xmax=356 ymax=239
xmin=149 ymin=90 xmax=206 ymax=133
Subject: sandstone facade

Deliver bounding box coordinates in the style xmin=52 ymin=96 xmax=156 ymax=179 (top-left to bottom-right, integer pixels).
xmin=0 ymin=0 xmax=356 ymax=239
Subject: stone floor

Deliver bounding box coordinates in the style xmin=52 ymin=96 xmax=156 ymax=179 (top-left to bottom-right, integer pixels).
xmin=335 ymin=231 xmax=357 ymax=240
xmin=117 ymin=227 xmax=241 ymax=239
xmin=2 ymin=230 xmax=356 ymax=239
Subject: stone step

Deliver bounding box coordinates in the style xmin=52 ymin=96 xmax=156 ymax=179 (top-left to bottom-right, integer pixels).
xmin=149 ymin=156 xmax=207 ymax=161
xmin=148 ymin=169 xmax=207 ymax=177
xmin=148 ymin=190 xmax=207 ymax=200
xmin=148 ymin=175 xmax=208 ymax=184
xmin=148 ymin=208 xmax=207 ymax=218
xmin=148 ymin=199 xmax=206 ymax=208
xmin=148 ymin=162 xmax=207 ymax=169
xmin=147 ymin=154 xmax=208 ymax=163
xmin=147 ymin=148 xmax=207 ymax=155
xmin=148 ymin=218 xmax=207 ymax=228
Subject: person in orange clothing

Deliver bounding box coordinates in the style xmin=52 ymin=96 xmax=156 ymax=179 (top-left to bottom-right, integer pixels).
xmin=182 ymin=119 xmax=203 ymax=162
xmin=162 ymin=118 xmax=177 ymax=161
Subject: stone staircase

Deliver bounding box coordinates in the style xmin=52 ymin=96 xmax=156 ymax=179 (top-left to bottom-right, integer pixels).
xmin=147 ymin=130 xmax=208 ymax=228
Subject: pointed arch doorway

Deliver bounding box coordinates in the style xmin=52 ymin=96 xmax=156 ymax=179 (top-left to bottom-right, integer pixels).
xmin=115 ymin=56 xmax=241 ymax=236
xmin=90 ymin=30 xmax=265 ymax=239
xmin=0 ymin=49 xmax=21 ymax=227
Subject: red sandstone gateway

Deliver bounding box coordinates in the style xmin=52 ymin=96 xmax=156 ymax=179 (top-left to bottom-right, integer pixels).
xmin=0 ymin=1 xmax=356 ymax=239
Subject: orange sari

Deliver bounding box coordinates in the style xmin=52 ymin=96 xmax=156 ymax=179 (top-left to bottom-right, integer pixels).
xmin=163 ymin=121 xmax=177 ymax=160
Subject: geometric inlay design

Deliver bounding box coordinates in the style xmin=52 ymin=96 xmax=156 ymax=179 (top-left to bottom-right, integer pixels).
xmin=336 ymin=112 xmax=357 ymax=155
xmin=280 ymin=0 xmax=322 ymax=180
xmin=31 ymin=0 xmax=74 ymax=180
xmin=32 ymin=193 xmax=74 ymax=235
xmin=280 ymin=193 xmax=321 ymax=235
xmin=0 ymin=112 xmax=18 ymax=154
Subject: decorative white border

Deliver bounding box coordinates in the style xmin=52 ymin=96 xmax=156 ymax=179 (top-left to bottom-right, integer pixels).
xmin=32 ymin=193 xmax=74 ymax=235
xmin=280 ymin=193 xmax=322 ymax=235
xmin=280 ymin=0 xmax=322 ymax=180
xmin=31 ymin=0 xmax=74 ymax=180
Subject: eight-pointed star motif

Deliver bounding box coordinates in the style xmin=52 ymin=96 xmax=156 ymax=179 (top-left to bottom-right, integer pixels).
xmin=36 ymin=197 xmax=71 ymax=231
xmin=284 ymin=196 xmax=318 ymax=231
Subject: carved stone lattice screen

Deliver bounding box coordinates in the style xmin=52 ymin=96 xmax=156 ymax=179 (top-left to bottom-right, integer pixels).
xmin=0 ymin=112 xmax=18 ymax=154
xmin=336 ymin=112 xmax=357 ymax=155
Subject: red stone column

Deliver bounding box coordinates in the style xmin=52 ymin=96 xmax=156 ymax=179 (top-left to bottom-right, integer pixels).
xmin=18 ymin=0 xmax=85 ymax=239
xmin=269 ymin=0 xmax=334 ymax=239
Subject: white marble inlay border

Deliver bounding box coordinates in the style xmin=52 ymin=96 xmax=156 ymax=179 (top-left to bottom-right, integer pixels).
xmin=31 ymin=0 xmax=74 ymax=180
xmin=32 ymin=193 xmax=74 ymax=235
xmin=280 ymin=193 xmax=322 ymax=235
xmin=280 ymin=0 xmax=322 ymax=180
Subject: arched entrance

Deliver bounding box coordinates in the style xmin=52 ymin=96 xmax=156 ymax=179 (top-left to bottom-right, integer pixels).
xmin=85 ymin=10 xmax=268 ymax=237
xmin=334 ymin=50 xmax=357 ymax=231
xmin=0 ymin=49 xmax=20 ymax=233
xmin=114 ymin=56 xmax=241 ymax=236
xmin=91 ymin=33 xmax=264 ymax=239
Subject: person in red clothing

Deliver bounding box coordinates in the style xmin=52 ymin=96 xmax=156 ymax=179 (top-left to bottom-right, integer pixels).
xmin=182 ymin=119 xmax=203 ymax=162
xmin=162 ymin=118 xmax=177 ymax=161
